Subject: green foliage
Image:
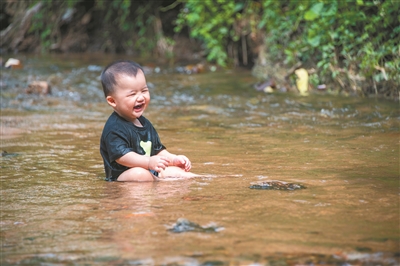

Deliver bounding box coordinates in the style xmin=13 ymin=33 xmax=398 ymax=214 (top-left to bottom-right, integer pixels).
xmin=175 ymin=0 xmax=245 ymax=66
xmin=28 ymin=1 xmax=57 ymax=52
xmin=26 ymin=0 xmax=161 ymax=54
xmin=14 ymin=0 xmax=399 ymax=96
xmin=175 ymin=0 xmax=399 ymax=96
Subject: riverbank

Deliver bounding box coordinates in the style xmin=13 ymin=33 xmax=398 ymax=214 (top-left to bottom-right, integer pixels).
xmin=1 ymin=1 xmax=398 ymax=100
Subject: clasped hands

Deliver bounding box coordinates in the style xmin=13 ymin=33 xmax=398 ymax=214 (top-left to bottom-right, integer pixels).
xmin=148 ymin=155 xmax=191 ymax=173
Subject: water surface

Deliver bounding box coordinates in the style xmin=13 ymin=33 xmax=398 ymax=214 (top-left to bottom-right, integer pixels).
xmin=1 ymin=55 xmax=399 ymax=265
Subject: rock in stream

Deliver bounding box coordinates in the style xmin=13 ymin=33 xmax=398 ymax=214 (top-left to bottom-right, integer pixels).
xmin=249 ymin=180 xmax=306 ymax=190
xmin=168 ymin=218 xmax=224 ymax=233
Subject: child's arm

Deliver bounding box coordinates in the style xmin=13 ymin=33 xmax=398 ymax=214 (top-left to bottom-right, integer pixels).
xmin=157 ymin=149 xmax=192 ymax=172
xmin=116 ymin=152 xmax=170 ymax=173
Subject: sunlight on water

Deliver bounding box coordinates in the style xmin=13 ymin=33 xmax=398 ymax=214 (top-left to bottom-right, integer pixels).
xmin=0 ymin=55 xmax=399 ymax=265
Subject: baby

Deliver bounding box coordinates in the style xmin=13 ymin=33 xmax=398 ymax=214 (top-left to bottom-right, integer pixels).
xmin=99 ymin=60 xmax=196 ymax=181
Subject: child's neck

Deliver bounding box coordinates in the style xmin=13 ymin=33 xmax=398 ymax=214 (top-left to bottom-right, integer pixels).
xmin=133 ymin=118 xmax=143 ymax=127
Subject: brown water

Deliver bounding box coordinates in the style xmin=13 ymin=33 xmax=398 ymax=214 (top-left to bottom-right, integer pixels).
xmin=1 ymin=54 xmax=399 ymax=265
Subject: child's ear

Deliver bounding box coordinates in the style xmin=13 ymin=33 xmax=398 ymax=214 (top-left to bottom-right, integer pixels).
xmin=106 ymin=95 xmax=116 ymax=107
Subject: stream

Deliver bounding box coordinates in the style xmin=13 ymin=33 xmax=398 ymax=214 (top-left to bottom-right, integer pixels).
xmin=1 ymin=54 xmax=399 ymax=265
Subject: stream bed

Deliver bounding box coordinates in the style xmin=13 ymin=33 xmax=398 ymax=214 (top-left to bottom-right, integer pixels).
xmin=1 ymin=54 xmax=399 ymax=265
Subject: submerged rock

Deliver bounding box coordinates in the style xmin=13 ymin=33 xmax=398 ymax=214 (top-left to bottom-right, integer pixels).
xmin=1 ymin=150 xmax=18 ymax=157
xmin=26 ymin=81 xmax=51 ymax=95
xmin=249 ymin=180 xmax=306 ymax=190
xmin=168 ymin=218 xmax=223 ymax=233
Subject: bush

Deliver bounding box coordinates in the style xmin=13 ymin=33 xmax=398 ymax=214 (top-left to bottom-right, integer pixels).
xmin=175 ymin=0 xmax=399 ymax=98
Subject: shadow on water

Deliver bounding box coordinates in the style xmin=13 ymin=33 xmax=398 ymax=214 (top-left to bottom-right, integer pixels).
xmin=1 ymin=54 xmax=399 ymax=265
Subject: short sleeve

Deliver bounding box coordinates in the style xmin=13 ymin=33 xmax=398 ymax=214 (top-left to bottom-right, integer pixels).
xmin=104 ymin=130 xmax=135 ymax=162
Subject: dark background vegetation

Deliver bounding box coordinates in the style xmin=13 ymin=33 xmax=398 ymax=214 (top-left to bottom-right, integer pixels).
xmin=0 ymin=0 xmax=398 ymax=99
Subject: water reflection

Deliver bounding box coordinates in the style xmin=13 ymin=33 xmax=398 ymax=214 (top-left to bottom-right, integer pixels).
xmin=0 ymin=55 xmax=399 ymax=265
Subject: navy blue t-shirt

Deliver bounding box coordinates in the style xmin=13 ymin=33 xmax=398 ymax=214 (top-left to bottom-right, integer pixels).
xmin=100 ymin=112 xmax=166 ymax=181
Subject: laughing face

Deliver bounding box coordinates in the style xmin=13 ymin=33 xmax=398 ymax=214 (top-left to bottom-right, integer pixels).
xmin=106 ymin=70 xmax=150 ymax=125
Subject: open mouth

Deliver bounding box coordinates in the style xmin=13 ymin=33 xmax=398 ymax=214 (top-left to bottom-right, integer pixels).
xmin=134 ymin=104 xmax=144 ymax=111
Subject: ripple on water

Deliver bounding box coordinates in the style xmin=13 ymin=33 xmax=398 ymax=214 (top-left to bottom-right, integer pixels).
xmin=1 ymin=56 xmax=399 ymax=265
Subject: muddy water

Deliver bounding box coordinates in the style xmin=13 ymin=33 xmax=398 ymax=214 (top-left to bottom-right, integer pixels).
xmin=1 ymin=55 xmax=399 ymax=265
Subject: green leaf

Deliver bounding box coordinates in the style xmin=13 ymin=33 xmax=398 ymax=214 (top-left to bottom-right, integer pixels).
xmin=304 ymin=2 xmax=324 ymax=21
xmin=322 ymin=3 xmax=337 ymax=16
xmin=219 ymin=27 xmax=228 ymax=35
xmin=187 ymin=13 xmax=200 ymax=24
xmin=307 ymin=35 xmax=321 ymax=47
xmin=234 ymin=3 xmax=244 ymax=12
xmin=258 ymin=20 xmax=266 ymax=29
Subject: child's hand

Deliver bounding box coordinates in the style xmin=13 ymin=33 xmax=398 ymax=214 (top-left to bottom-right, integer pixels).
xmin=148 ymin=156 xmax=170 ymax=172
xmin=173 ymin=155 xmax=192 ymax=172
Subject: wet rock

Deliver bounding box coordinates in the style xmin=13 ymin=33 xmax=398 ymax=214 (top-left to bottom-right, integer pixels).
xmin=185 ymin=63 xmax=205 ymax=74
xmin=4 ymin=58 xmax=23 ymax=69
xmin=294 ymin=68 xmax=309 ymax=96
xmin=142 ymin=66 xmax=155 ymax=75
xmin=26 ymin=81 xmax=51 ymax=95
xmin=87 ymin=65 xmax=102 ymax=72
xmin=249 ymin=180 xmax=306 ymax=190
xmin=168 ymin=218 xmax=224 ymax=233
xmin=176 ymin=63 xmax=206 ymax=74
xmin=1 ymin=151 xmax=18 ymax=157
xmin=254 ymin=79 xmax=276 ymax=93
xmin=61 ymin=8 xmax=75 ymax=24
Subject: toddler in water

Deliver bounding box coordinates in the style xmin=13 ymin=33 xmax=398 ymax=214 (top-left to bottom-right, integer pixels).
xmin=100 ymin=60 xmax=196 ymax=181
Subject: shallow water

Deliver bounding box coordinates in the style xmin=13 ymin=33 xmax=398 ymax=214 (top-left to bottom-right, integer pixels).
xmin=1 ymin=54 xmax=399 ymax=265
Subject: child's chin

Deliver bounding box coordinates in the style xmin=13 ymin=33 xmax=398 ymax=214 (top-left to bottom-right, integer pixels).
xmin=133 ymin=111 xmax=143 ymax=117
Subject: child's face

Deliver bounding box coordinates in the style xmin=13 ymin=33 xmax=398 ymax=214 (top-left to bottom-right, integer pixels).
xmin=106 ymin=70 xmax=150 ymax=123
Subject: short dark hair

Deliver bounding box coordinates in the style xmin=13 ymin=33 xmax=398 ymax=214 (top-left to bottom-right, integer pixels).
xmin=100 ymin=60 xmax=144 ymax=97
